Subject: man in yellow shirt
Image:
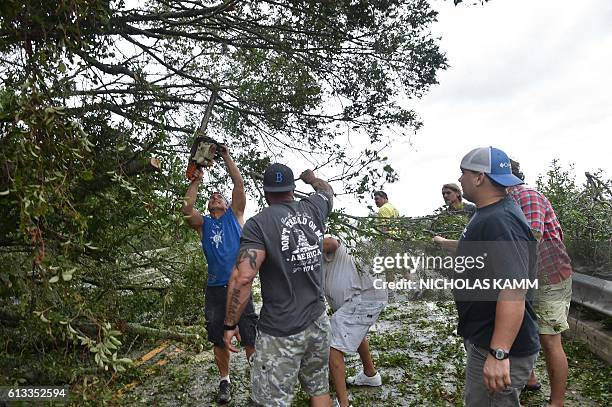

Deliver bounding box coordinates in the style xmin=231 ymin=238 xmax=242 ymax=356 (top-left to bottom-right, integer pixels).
xmin=373 ymin=191 xmax=400 ymax=299
xmin=373 ymin=190 xmax=399 ymax=219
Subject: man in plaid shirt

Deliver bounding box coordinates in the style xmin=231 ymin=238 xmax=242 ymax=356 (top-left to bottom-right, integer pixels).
xmin=508 ymin=160 xmax=572 ymax=407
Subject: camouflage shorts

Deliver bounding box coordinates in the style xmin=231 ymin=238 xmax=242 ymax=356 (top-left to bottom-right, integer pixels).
xmin=250 ymin=311 xmax=330 ymax=406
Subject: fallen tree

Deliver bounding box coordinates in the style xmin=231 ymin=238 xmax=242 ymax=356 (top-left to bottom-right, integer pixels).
xmin=1 ymin=0 xmax=448 ymax=384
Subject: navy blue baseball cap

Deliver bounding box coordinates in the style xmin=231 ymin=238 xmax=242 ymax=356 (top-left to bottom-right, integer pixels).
xmin=263 ymin=163 xmax=295 ymax=192
xmin=460 ymin=147 xmax=524 ymax=187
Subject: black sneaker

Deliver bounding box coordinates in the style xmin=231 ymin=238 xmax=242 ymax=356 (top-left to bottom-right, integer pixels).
xmin=219 ymin=379 xmax=231 ymax=404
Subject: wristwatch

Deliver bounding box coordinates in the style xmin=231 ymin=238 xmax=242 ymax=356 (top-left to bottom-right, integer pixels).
xmin=489 ymin=348 xmax=510 ymax=360
xmin=223 ymin=323 xmax=237 ymax=331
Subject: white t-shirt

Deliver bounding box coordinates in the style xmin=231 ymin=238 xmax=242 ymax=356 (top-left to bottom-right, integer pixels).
xmin=322 ymin=242 xmax=387 ymax=312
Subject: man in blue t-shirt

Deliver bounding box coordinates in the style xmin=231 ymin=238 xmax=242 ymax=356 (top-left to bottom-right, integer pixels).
xmin=181 ymin=145 xmax=257 ymax=404
xmin=434 ymin=147 xmax=540 ymax=407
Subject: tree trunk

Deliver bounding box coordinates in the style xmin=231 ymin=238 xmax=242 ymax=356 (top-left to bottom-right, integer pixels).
xmin=120 ymin=322 xmax=201 ymax=342
xmin=121 ymin=157 xmax=161 ymax=176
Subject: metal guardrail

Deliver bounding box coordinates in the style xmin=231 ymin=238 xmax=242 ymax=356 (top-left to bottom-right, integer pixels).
xmin=572 ymin=272 xmax=612 ymax=318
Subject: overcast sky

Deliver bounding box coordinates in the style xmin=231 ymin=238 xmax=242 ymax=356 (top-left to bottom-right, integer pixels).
xmin=332 ymin=0 xmax=612 ymax=217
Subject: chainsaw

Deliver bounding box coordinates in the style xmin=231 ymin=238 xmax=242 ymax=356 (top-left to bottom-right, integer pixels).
xmin=185 ymin=90 xmax=225 ymax=180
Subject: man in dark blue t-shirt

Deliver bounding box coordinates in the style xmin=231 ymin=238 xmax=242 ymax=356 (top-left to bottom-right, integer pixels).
xmin=434 ymin=146 xmax=539 ymax=407
xmin=181 ymin=145 xmax=257 ymax=404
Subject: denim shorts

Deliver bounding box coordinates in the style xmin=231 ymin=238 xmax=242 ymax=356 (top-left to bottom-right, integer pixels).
xmin=329 ymin=296 xmax=386 ymax=354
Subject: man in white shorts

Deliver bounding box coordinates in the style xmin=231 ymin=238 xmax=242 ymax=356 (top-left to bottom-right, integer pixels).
xmin=322 ymin=236 xmax=388 ymax=407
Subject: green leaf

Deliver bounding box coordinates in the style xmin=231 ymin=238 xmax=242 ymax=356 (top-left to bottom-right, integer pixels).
xmin=61 ymin=268 xmax=75 ymax=281
xmin=81 ymin=170 xmax=94 ymax=181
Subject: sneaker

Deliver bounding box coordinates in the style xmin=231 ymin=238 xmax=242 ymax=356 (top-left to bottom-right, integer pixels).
xmin=346 ymin=370 xmax=382 ymax=386
xmin=333 ymin=398 xmax=353 ymax=407
xmin=218 ymin=379 xmax=231 ymax=404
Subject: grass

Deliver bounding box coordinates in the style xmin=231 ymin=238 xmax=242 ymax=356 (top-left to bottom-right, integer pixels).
xmin=101 ymin=299 xmax=610 ymax=406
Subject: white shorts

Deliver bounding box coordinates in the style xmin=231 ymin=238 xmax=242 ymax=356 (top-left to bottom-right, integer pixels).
xmin=330 ymin=297 xmax=386 ymax=354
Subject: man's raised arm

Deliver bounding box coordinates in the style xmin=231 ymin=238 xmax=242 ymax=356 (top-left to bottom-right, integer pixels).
xmin=299 ymin=169 xmax=333 ymax=195
xmin=181 ymin=168 xmax=204 ymax=233
xmin=223 ymin=247 xmax=265 ymax=352
xmin=219 ymin=146 xmax=246 ymax=223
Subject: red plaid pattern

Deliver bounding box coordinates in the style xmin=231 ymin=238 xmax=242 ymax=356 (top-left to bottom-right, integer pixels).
xmin=508 ymin=185 xmax=572 ymax=284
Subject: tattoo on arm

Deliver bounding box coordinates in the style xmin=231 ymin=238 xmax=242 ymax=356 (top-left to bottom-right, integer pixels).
xmin=236 ymin=248 xmax=257 ymax=269
xmin=309 ymin=178 xmax=333 ymax=194
xmin=227 ymin=288 xmax=241 ymax=325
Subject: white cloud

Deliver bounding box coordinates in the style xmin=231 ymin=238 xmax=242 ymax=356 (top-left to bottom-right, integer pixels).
xmin=376 ymin=0 xmax=612 ymax=217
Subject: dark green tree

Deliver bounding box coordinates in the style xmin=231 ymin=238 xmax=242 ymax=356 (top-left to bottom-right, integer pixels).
xmin=536 ymin=161 xmax=612 ymax=269
xmin=1 ymin=0 xmax=447 ymax=384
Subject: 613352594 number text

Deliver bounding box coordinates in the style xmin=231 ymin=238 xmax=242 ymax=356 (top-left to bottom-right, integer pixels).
xmin=0 ymin=386 xmax=69 ymax=401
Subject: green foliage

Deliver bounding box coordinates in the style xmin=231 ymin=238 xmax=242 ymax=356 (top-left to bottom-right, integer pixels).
xmin=0 ymin=0 xmax=112 ymax=53
xmin=536 ymin=160 xmax=612 ymax=268
xmin=1 ymin=0 xmax=448 ymax=196
xmin=330 ymin=207 xmax=469 ymax=244
xmin=1 ymin=0 xmax=448 ymax=387
xmin=520 ymin=338 xmax=612 ymax=406
xmin=0 ymin=79 xmax=207 ymax=384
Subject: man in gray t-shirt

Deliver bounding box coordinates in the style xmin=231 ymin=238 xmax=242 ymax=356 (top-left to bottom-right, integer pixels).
xmin=223 ymin=163 xmax=334 ymax=407
xmin=323 ymin=237 xmax=387 ymax=407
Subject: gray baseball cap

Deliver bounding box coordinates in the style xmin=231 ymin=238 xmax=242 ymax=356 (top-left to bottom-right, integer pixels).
xmin=460 ymin=147 xmax=524 ymax=187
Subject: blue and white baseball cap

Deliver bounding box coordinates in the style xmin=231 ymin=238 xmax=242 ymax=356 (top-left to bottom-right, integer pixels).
xmin=460 ymin=147 xmax=524 ymax=187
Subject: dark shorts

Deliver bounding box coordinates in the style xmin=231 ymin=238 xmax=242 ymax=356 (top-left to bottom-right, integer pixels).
xmin=204 ymin=285 xmax=258 ymax=348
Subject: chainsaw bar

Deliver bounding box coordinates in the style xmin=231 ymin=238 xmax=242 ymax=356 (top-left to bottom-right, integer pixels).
xmin=186 ymin=90 xmax=222 ymax=180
